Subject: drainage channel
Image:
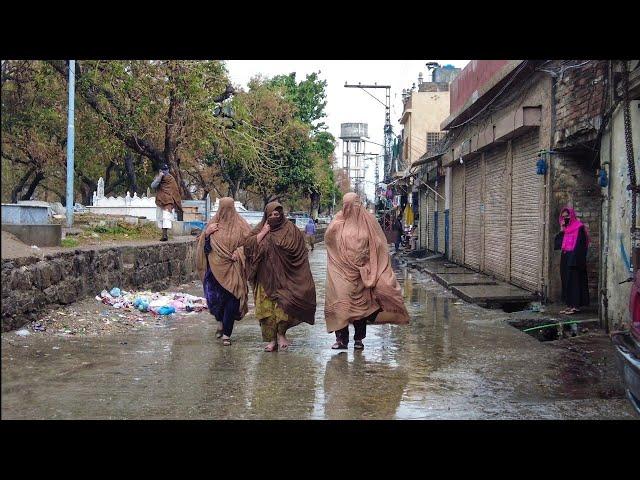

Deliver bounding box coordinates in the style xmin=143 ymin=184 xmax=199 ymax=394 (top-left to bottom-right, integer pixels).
xmin=508 ymin=318 xmax=600 ymax=342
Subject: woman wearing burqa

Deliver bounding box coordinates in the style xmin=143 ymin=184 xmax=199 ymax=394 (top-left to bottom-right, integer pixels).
xmin=244 ymin=201 xmax=316 ymax=352
xmin=195 ymin=197 xmax=251 ymax=346
xmin=554 ymin=207 xmax=590 ymax=315
xmin=325 ymin=192 xmax=409 ymax=350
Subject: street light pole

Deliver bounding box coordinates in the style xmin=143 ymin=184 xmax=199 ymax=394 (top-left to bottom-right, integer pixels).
xmin=66 ymin=60 xmax=76 ymax=227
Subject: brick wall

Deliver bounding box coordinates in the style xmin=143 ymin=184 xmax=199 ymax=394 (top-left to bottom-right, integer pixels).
xmin=550 ymin=154 xmax=601 ymax=305
xmin=554 ymin=60 xmax=608 ymax=148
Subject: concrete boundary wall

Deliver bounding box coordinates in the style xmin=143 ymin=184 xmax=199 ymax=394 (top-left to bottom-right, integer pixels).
xmin=1 ymin=238 xmax=198 ymax=332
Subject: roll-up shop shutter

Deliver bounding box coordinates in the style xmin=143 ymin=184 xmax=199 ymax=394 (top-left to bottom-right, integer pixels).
xmin=451 ymin=165 xmax=464 ymax=264
xmin=510 ymin=130 xmax=542 ymax=292
xmin=427 ymin=183 xmax=436 ymax=251
xmin=419 ymin=188 xmax=428 ymax=249
xmin=464 ymin=157 xmax=481 ymax=270
xmin=482 ymin=144 xmax=508 ymax=279
xmin=437 ymin=179 xmax=446 ymax=255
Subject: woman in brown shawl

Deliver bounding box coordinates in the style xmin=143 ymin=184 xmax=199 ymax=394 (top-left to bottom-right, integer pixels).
xmin=195 ymin=197 xmax=251 ymax=346
xmin=324 ymin=192 xmax=409 ymax=350
xmin=244 ymin=201 xmax=316 ymax=352
xmin=151 ymin=164 xmax=183 ymax=241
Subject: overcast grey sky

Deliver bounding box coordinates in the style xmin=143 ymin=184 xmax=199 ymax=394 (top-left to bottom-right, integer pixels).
xmin=225 ymin=60 xmax=469 ymax=199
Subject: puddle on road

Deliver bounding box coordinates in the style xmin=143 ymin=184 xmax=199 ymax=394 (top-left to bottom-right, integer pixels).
xmin=1 ymin=247 xmax=634 ymax=419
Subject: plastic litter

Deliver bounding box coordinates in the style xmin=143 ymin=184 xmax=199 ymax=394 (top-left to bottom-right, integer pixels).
xmin=16 ymin=329 xmax=30 ymax=337
xmin=97 ymin=288 xmax=206 ymax=316
xmin=157 ymin=305 xmax=176 ymax=316
xmin=110 ymin=287 xmax=122 ymax=297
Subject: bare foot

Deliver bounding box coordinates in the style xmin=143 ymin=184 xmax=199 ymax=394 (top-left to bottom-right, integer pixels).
xmin=277 ymin=333 xmax=290 ymax=350
xmin=264 ymin=341 xmax=277 ymax=352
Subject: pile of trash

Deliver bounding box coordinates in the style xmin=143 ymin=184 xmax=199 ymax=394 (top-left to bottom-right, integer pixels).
xmin=96 ymin=287 xmax=207 ymax=316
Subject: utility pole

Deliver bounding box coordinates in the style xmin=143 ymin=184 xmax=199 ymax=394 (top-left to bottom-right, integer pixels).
xmin=344 ymin=83 xmax=392 ymax=183
xmin=66 ymin=60 xmax=76 ymax=228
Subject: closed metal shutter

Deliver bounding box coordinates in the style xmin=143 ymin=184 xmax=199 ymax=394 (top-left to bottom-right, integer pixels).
xmin=419 ymin=188 xmax=428 ymax=249
xmin=464 ymin=157 xmax=481 ymax=270
xmin=482 ymin=145 xmax=508 ymax=279
xmin=428 ymin=183 xmax=436 ymax=251
xmin=451 ymin=165 xmax=464 ymax=263
xmin=437 ymin=180 xmax=446 ymax=254
xmin=510 ymin=130 xmax=542 ymax=292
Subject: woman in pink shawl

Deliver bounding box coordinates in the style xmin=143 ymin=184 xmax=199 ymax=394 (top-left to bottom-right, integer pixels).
xmin=324 ymin=192 xmax=409 ymax=350
xmin=554 ymin=207 xmax=590 ymax=315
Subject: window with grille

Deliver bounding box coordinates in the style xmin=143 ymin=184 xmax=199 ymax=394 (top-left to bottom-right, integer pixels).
xmin=426 ymin=131 xmax=446 ymax=152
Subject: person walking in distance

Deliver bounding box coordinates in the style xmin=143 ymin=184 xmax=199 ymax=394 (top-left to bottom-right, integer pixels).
xmin=305 ymin=218 xmax=317 ymax=251
xmin=151 ymin=164 xmax=183 ymax=242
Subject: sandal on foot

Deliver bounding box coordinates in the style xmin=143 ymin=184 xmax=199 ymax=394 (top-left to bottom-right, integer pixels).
xmin=564 ymin=308 xmax=579 ymax=315
xmin=264 ymin=344 xmax=277 ymax=352
xmin=216 ymin=330 xmax=223 ymax=339
xmin=222 ymin=338 xmax=232 ymax=346
xmin=354 ymin=341 xmax=364 ymax=350
xmin=331 ymin=341 xmax=347 ymax=350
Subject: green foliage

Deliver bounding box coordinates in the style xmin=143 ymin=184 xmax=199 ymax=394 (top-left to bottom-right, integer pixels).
xmin=2 ymin=60 xmax=337 ymax=212
xmin=269 ymin=72 xmax=328 ymax=131
xmin=61 ymin=238 xmax=79 ymax=248
xmin=2 ymin=60 xmax=234 ymax=203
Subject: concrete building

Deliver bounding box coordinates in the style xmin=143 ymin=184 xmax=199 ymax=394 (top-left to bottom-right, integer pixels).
xmin=398 ymin=71 xmax=455 ymax=169
xmin=599 ymin=61 xmax=640 ymax=330
xmin=409 ymin=60 xmax=637 ymax=328
xmin=393 ymin=66 xmax=460 ymax=250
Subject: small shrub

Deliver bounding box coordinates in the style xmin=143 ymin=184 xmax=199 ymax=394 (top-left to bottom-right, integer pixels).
xmin=61 ymin=238 xmax=79 ymax=248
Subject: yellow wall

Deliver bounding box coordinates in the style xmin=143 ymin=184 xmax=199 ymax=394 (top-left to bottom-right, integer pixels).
xmin=401 ymin=90 xmax=451 ymax=165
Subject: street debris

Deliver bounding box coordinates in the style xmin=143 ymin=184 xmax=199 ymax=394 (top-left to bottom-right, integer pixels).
xmin=16 ymin=329 xmax=30 ymax=337
xmin=96 ymin=288 xmax=207 ymax=316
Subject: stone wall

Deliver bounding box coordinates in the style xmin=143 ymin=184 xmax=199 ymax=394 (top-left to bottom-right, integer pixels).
xmin=1 ymin=239 xmax=197 ymax=332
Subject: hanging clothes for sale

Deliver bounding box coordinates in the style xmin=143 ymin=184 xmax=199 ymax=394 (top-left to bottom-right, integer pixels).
xmin=404 ymin=203 xmax=414 ymax=226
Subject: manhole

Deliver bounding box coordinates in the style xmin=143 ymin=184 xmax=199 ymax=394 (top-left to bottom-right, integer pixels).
xmin=500 ymin=302 xmax=531 ymax=313
xmin=508 ymin=318 xmax=599 ymax=342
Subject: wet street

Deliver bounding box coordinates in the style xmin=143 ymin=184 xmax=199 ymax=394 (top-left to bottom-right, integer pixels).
xmin=2 ymin=244 xmax=637 ymax=419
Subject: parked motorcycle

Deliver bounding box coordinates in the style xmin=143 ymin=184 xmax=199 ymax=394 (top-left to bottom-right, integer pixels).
xmin=611 ymin=270 xmax=640 ymax=414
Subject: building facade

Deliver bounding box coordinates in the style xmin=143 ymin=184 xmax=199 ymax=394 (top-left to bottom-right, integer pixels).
xmin=396 ymin=66 xmax=460 ymax=251
xmin=413 ymin=60 xmax=639 ymax=328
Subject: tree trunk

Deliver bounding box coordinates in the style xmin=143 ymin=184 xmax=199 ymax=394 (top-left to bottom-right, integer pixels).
xmin=310 ymin=191 xmax=320 ymax=219
xmin=124 ymin=152 xmax=138 ymax=194
xmin=11 ymin=167 xmax=35 ymax=203
xmin=164 ymin=62 xmax=192 ymax=201
xmin=20 ymin=170 xmax=44 ymax=201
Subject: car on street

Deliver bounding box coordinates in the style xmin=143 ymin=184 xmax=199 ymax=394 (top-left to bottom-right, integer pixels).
xmin=611 ymin=268 xmax=640 ymax=415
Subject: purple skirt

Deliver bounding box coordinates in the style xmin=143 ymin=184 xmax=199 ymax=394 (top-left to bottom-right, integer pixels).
xmin=203 ymin=266 xmax=239 ymax=321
